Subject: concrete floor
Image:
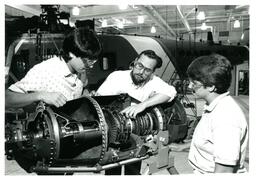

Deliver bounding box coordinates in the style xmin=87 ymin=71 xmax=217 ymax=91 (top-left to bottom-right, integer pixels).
xmin=4 ymin=95 xmax=249 ymax=175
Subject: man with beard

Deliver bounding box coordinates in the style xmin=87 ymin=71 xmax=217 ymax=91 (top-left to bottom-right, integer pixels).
xmin=96 ymin=50 xmax=177 ymax=175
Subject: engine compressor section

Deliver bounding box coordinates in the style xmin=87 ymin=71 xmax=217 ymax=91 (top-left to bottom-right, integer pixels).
xmin=5 ymin=94 xmax=185 ymax=174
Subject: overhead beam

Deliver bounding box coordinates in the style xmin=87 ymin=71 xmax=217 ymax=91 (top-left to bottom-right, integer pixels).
xmin=59 ymin=5 xmax=70 ymax=13
xmin=176 ymin=5 xmax=191 ymax=32
xmin=184 ymin=7 xmax=196 ymax=18
xmin=149 ymin=6 xmax=177 ymax=37
xmin=137 ymin=5 xmax=176 ymax=38
xmin=5 ymin=4 xmax=41 ymax=16
xmin=70 ymin=5 xmax=141 ymax=22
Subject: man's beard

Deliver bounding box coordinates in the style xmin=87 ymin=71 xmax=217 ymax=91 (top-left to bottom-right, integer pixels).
xmin=131 ymin=71 xmax=146 ymax=85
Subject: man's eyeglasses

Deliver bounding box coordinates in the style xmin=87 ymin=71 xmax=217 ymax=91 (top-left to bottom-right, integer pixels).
xmin=134 ymin=61 xmax=153 ymax=75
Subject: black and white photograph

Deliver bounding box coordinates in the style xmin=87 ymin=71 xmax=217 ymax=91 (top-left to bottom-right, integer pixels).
xmin=3 ymin=0 xmax=255 ymax=178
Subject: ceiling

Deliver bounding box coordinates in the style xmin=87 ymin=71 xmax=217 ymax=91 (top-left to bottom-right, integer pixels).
xmin=5 ymin=4 xmax=250 ymax=42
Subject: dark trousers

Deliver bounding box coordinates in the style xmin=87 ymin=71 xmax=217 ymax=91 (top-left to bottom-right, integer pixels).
xmin=105 ymin=161 xmax=141 ymax=175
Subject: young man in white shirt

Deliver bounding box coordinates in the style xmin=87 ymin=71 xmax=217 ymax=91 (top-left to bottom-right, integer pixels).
xmin=96 ymin=50 xmax=177 ymax=175
xmin=6 ymin=27 xmax=102 ymax=108
xmin=187 ymin=54 xmax=248 ymax=173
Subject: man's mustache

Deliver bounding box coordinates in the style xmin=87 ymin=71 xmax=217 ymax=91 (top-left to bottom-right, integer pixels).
xmin=134 ymin=73 xmax=143 ymax=79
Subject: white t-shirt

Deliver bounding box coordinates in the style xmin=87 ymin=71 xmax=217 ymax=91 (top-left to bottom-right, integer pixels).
xmin=96 ymin=70 xmax=176 ymax=102
xmin=8 ymin=56 xmax=83 ymax=101
xmin=188 ymin=92 xmax=248 ymax=173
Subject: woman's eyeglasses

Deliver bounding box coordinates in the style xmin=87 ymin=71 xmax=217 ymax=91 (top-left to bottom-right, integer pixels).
xmin=188 ymin=80 xmax=204 ymax=89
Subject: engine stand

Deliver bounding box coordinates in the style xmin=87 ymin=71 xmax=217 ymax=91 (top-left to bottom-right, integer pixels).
xmin=142 ymin=131 xmax=178 ymax=175
xmin=142 ymin=150 xmax=178 ymax=175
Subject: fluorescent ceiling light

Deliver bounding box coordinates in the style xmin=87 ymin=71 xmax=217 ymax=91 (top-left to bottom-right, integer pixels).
xmin=201 ymin=22 xmax=207 ymax=30
xmin=137 ymin=16 xmax=144 ymax=24
xmin=151 ymin=26 xmax=156 ymax=33
xmin=197 ymin=11 xmax=205 ymax=20
xmin=117 ymin=22 xmax=124 ymax=29
xmin=234 ymin=20 xmax=240 ymax=28
xmin=102 ymin=19 xmax=107 ymax=27
xmin=116 ymin=19 xmax=124 ymax=29
xmin=72 ymin=7 xmax=80 ymax=16
xmin=118 ymin=4 xmax=128 ymax=10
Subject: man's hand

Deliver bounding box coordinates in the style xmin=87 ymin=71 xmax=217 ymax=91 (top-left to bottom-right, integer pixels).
xmin=89 ymin=90 xmax=100 ymax=96
xmin=120 ymin=103 xmax=147 ymax=118
xmin=38 ymin=92 xmax=67 ymax=107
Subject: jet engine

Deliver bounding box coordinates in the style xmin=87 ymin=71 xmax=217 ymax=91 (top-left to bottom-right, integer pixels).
xmin=5 ymin=94 xmax=184 ymax=174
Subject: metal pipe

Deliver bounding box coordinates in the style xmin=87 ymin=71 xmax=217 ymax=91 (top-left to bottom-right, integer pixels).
xmin=33 ymin=155 xmax=149 ymax=173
